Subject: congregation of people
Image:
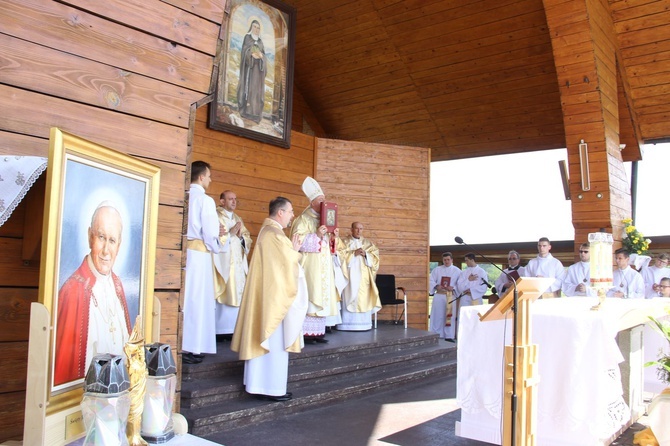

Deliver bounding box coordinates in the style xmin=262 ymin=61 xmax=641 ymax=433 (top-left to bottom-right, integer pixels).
xmin=428 ymin=237 xmax=670 ymax=341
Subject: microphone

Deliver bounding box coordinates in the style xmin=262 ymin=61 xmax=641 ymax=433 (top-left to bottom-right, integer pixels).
xmin=454 ymin=235 xmax=519 ymax=445
xmin=481 ymin=278 xmax=493 ymax=288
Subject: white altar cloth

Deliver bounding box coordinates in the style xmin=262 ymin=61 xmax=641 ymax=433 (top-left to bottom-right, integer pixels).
xmin=456 ymin=297 xmax=670 ymax=446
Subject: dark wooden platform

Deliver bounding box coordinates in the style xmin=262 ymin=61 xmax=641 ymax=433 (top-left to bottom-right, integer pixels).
xmin=179 ymin=325 xmax=457 ymax=437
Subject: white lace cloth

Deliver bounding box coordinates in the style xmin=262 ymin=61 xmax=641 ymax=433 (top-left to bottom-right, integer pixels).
xmin=0 ymin=156 xmax=47 ymax=227
xmin=456 ymin=297 xmax=670 ymax=445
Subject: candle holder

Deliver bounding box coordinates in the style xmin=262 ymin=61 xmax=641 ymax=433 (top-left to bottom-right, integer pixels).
xmin=80 ymin=354 xmax=131 ymax=446
xmin=141 ymin=343 xmax=177 ymax=444
xmin=588 ymin=232 xmax=613 ymax=311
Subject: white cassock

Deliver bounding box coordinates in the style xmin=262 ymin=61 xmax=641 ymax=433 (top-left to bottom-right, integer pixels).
xmin=523 ymin=253 xmax=564 ymax=295
xmin=641 ymin=265 xmax=670 ymax=298
xmin=429 ymin=264 xmax=461 ymax=339
xmin=214 ymin=208 xmax=251 ymax=334
xmin=245 ymin=266 xmax=309 ymax=396
xmin=337 ymin=237 xmax=378 ymax=331
xmin=562 ymin=261 xmax=595 ymax=296
xmin=607 ymin=266 xmax=645 ymax=299
xmin=494 ymin=266 xmax=525 ymax=296
xmin=183 ymin=184 xmax=226 ymax=355
xmin=456 ymin=265 xmax=489 ymax=307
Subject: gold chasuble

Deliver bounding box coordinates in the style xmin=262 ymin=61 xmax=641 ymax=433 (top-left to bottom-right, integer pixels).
xmin=215 ymin=207 xmax=252 ymax=307
xmin=290 ymin=207 xmax=340 ymax=317
xmin=339 ymin=236 xmax=381 ymax=313
xmin=232 ymin=218 xmax=303 ymax=360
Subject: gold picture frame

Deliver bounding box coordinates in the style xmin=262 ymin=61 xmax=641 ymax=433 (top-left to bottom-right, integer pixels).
xmin=39 ymin=128 xmax=160 ymax=414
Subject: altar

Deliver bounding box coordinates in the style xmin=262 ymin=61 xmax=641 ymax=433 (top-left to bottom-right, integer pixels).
xmin=455 ymin=297 xmax=670 ymax=446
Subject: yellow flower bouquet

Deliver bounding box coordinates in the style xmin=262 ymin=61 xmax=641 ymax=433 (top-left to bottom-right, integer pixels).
xmin=622 ymin=218 xmax=651 ymax=255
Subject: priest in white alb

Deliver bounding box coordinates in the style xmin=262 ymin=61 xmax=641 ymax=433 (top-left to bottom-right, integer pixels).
xmin=336 ymin=222 xmax=381 ymax=331
xmin=231 ymin=197 xmax=308 ymax=401
xmin=607 ymin=248 xmax=645 ymax=298
xmin=523 ymin=237 xmax=564 ymax=297
xmin=562 ymin=242 xmax=595 ymax=296
xmin=455 ymin=253 xmax=488 ymax=306
xmin=214 ymin=190 xmax=252 ymax=339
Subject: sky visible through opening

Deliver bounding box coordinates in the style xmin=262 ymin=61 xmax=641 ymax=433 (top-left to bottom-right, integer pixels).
xmin=430 ymin=143 xmax=669 ymax=246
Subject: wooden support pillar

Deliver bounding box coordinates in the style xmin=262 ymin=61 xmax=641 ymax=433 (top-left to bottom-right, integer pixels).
xmin=542 ymin=0 xmax=639 ymax=259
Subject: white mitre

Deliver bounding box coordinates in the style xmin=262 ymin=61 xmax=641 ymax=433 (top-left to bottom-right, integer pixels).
xmin=302 ymin=176 xmax=324 ymax=202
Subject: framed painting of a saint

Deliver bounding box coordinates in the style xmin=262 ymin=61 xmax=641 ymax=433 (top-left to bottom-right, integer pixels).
xmin=208 ymin=0 xmax=296 ymax=148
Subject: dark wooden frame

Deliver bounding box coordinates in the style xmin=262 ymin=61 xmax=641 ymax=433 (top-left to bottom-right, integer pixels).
xmin=208 ymin=0 xmax=296 ymax=148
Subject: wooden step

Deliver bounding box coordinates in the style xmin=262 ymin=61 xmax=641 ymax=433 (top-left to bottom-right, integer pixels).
xmin=178 ymin=326 xmax=458 ymax=437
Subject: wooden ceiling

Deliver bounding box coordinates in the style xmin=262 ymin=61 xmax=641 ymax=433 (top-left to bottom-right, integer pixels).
xmin=285 ymin=0 xmax=670 ymax=161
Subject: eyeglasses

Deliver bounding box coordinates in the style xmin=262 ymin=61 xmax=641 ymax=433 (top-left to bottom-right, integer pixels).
xmin=661 ymin=285 xmax=670 ymax=288
xmin=579 ymin=250 xmax=589 ymax=253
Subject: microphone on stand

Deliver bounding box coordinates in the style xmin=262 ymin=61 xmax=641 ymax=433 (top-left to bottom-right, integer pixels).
xmin=455 ymin=236 xmax=519 ymax=445
xmin=480 ymin=278 xmax=498 ymax=295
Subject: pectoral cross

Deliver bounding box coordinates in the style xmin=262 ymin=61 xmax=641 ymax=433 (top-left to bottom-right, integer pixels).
xmin=109 ymin=320 xmax=117 ymax=344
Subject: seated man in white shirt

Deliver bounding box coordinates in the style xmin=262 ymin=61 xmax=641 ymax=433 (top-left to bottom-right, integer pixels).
xmin=607 ymin=248 xmax=645 ymax=299
xmin=562 ymin=242 xmax=595 ymax=296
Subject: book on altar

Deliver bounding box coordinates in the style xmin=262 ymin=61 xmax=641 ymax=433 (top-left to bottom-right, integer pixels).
xmin=320 ymin=201 xmax=338 ymax=232
xmin=441 ymin=276 xmax=451 ymax=288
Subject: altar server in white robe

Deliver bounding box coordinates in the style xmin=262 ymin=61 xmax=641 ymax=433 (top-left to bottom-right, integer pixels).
xmin=337 ymin=222 xmax=381 ymax=331
xmin=494 ymin=250 xmax=525 ymax=296
xmin=232 ymin=197 xmax=308 ymax=401
xmin=562 ymin=242 xmax=596 ymax=296
xmin=429 ymin=252 xmax=461 ymax=340
xmin=214 ymin=190 xmax=252 ymax=337
xmin=641 ymin=253 xmax=670 ymax=298
xmin=523 ymin=237 xmax=564 ymax=297
xmin=455 ymin=253 xmax=489 ymax=306
xmin=183 ymin=161 xmax=227 ymax=364
xmin=607 ymin=248 xmax=645 ymax=298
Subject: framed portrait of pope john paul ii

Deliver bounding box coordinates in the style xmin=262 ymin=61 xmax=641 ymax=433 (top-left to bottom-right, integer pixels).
xmin=208 ymin=0 xmax=296 ymax=148
xmin=39 ymin=128 xmax=160 ymax=411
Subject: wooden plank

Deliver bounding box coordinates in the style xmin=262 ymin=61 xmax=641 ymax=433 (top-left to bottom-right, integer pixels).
xmin=59 ymin=0 xmax=219 ymax=55
xmin=161 ymin=0 xmax=226 ymax=24
xmin=0 ymin=34 xmax=202 ymax=128
xmin=0 ymin=391 xmax=25 ymax=442
xmin=154 ymin=247 xmax=182 ymax=289
xmin=157 ymin=205 xmax=185 ymax=250
xmin=0 ymin=288 xmax=38 ymax=342
xmin=0 ymin=85 xmax=188 ymax=165
xmin=0 ymin=238 xmax=40 ymax=287
xmin=156 ymin=290 xmax=179 ymax=339
xmin=0 ymin=341 xmax=28 ymax=393
xmin=0 ymin=0 xmax=213 ymax=92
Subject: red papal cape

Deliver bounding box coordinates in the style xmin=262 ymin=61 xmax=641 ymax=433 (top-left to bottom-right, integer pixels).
xmin=54 ymin=256 xmax=130 ymax=385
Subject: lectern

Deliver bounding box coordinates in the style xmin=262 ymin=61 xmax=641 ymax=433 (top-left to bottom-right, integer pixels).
xmin=478 ymin=277 xmax=555 ymax=446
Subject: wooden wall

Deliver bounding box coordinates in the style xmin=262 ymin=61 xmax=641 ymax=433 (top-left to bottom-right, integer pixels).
xmin=191 ymin=106 xmax=316 ymax=241
xmin=0 ymin=0 xmax=225 ymax=441
xmin=316 ymin=139 xmax=431 ymax=328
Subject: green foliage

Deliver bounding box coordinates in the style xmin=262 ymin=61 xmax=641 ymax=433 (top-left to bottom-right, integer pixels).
xmin=646 ymin=313 xmax=670 ymax=385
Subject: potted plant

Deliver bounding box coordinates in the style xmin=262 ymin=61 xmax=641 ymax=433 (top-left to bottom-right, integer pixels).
xmin=634 ymin=311 xmax=670 ymax=445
